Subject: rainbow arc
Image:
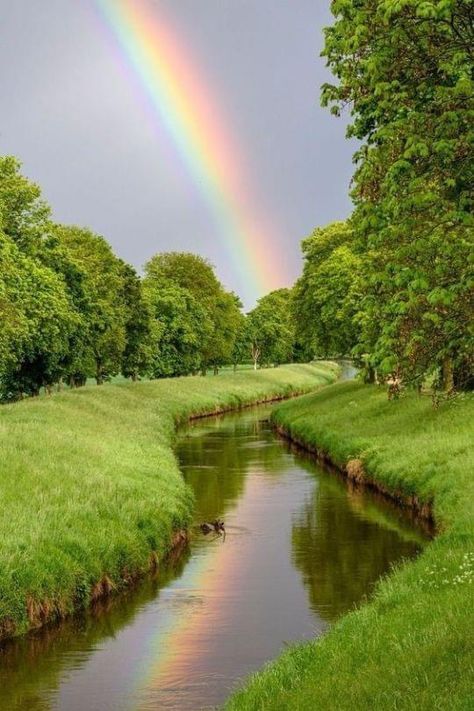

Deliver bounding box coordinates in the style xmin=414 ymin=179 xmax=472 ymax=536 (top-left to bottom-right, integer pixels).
xmin=95 ymin=0 xmax=287 ymax=304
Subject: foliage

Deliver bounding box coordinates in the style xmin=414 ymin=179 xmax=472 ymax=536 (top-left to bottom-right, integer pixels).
xmin=226 ymin=382 xmax=474 ymax=710
xmin=293 ymin=221 xmax=362 ymax=358
xmin=231 ymin=310 xmax=250 ymax=370
xmin=119 ymin=262 xmax=154 ymax=380
xmin=0 ymin=160 xmax=267 ymax=398
xmin=0 ymin=155 xmax=51 ymax=255
xmin=319 ymin=0 xmax=474 ymax=389
xmin=246 ymin=288 xmax=295 ymax=368
xmin=0 ymin=232 xmax=79 ymax=398
xmin=143 ymin=252 xmax=243 ymax=377
xmin=55 ymin=226 xmax=128 ymax=384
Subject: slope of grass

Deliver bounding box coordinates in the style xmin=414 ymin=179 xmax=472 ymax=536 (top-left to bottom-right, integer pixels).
xmin=226 ymin=382 xmax=474 ymax=710
xmin=0 ymin=362 xmax=338 ymax=641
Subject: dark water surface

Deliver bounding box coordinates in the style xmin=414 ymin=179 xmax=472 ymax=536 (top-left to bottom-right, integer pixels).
xmin=0 ymin=406 xmax=427 ymax=710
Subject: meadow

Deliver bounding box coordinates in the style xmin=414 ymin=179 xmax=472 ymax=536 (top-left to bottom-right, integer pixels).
xmin=0 ymin=362 xmax=337 ymax=641
xmin=226 ymin=381 xmax=474 ymax=710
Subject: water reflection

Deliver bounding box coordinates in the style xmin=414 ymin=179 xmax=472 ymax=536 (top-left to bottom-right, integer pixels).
xmin=290 ymin=463 xmax=426 ymax=621
xmin=0 ymin=407 xmax=427 ymax=711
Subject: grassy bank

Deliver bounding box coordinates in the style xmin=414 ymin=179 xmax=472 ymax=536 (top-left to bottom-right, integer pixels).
xmin=0 ymin=362 xmax=337 ymax=642
xmin=226 ymin=382 xmax=474 ymax=710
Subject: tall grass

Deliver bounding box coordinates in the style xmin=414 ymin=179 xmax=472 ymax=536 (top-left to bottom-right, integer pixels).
xmin=0 ymin=362 xmax=337 ymax=640
xmin=226 ymin=382 xmax=474 ymax=710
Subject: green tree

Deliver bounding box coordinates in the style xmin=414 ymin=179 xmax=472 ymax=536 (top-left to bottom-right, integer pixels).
xmin=293 ymin=222 xmax=362 ymax=359
xmin=201 ymin=292 xmax=243 ymax=375
xmin=119 ymin=262 xmax=153 ymax=380
xmin=144 ymin=252 xmax=241 ymax=377
xmin=246 ymin=289 xmax=295 ymax=368
xmin=322 ymin=0 xmax=474 ymax=390
xmin=0 ymin=233 xmax=79 ymax=399
xmin=143 ymin=253 xmax=214 ymax=377
xmin=0 ymin=156 xmax=50 ymax=256
xmin=231 ymin=312 xmax=250 ymax=371
xmin=56 ymin=226 xmax=127 ymax=384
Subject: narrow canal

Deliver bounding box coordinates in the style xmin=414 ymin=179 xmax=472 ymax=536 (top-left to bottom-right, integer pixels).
xmin=0 ymin=405 xmax=427 ymax=710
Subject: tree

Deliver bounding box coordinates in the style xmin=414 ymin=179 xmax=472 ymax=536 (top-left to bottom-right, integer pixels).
xmin=144 ymin=253 xmax=213 ymax=377
xmin=0 ymin=156 xmax=51 ymax=256
xmin=293 ymin=222 xmax=362 ymax=359
xmin=119 ymin=262 xmax=153 ymax=380
xmin=201 ymin=292 xmax=243 ymax=375
xmin=56 ymin=226 xmax=127 ymax=384
xmin=231 ymin=312 xmax=250 ymax=371
xmin=322 ymin=0 xmax=474 ymax=389
xmin=0 ymin=233 xmax=79 ymax=399
xmin=144 ymin=252 xmax=241 ymax=377
xmin=246 ymin=289 xmax=295 ymax=368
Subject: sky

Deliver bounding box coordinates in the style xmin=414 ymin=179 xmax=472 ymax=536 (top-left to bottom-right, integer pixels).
xmin=0 ymin=0 xmax=354 ymax=307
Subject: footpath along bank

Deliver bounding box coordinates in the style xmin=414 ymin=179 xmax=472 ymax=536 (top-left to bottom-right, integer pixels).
xmin=0 ymin=362 xmax=338 ymax=642
xmin=226 ymin=381 xmax=474 ymax=710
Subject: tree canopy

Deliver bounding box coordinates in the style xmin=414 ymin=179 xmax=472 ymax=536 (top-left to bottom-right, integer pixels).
xmin=246 ymin=289 xmax=295 ymax=369
xmin=302 ymin=0 xmax=474 ymax=391
xmin=293 ymin=222 xmax=362 ymax=359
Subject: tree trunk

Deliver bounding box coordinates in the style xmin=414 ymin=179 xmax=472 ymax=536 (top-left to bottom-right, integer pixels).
xmin=213 ymin=366 xmax=219 ymax=376
xmin=442 ymin=356 xmax=455 ymax=394
xmin=364 ymin=365 xmax=376 ymax=383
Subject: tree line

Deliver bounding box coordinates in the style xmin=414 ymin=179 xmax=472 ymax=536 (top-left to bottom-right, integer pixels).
xmin=293 ymin=0 xmax=473 ymax=395
xmin=0 ymin=156 xmax=298 ymax=401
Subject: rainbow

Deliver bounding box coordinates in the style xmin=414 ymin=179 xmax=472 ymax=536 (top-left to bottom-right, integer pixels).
xmin=94 ymin=0 xmax=287 ymax=304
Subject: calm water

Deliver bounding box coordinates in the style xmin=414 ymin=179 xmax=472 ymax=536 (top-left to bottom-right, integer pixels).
xmin=0 ymin=406 xmax=427 ymax=710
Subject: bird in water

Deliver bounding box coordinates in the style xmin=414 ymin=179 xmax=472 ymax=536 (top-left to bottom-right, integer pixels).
xmin=200 ymin=519 xmax=225 ymax=537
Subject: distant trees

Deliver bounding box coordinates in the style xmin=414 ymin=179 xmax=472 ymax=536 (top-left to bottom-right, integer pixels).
xmin=3 ymin=157 xmax=310 ymax=402
xmin=143 ymin=252 xmax=241 ymax=377
xmin=246 ymin=289 xmax=295 ymax=369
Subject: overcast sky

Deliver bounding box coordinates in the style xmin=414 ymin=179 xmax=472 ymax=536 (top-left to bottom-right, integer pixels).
xmin=0 ymin=0 xmax=354 ymax=306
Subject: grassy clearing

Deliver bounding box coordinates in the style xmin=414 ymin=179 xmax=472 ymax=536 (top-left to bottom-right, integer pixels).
xmin=226 ymin=382 xmax=474 ymax=711
xmin=0 ymin=362 xmax=337 ymax=641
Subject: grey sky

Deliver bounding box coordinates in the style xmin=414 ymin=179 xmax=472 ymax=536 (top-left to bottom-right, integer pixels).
xmin=0 ymin=0 xmax=354 ymax=306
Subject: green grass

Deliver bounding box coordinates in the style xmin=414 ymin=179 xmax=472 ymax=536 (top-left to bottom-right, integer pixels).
xmin=226 ymin=382 xmax=474 ymax=711
xmin=0 ymin=362 xmax=338 ymax=641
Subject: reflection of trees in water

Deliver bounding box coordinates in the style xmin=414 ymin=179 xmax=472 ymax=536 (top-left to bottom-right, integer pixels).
xmin=178 ymin=413 xmax=284 ymax=522
xmin=0 ymin=553 xmax=190 ymax=711
xmin=291 ymin=475 xmax=422 ymax=623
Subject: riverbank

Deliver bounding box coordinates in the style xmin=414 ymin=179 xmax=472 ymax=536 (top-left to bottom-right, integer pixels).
xmin=0 ymin=363 xmax=338 ymax=642
xmin=226 ymin=381 xmax=474 ymax=710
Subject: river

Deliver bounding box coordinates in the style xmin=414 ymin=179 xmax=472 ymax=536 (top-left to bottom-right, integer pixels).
xmin=0 ymin=405 xmax=427 ymax=710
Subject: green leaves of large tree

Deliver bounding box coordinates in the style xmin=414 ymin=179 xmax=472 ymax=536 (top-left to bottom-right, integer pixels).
xmin=322 ymin=0 xmax=474 ymax=387
xmin=293 ymin=222 xmax=362 ymax=359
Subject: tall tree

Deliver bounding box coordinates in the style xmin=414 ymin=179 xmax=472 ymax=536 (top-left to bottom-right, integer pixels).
xmin=56 ymin=226 xmax=127 ymax=384
xmin=322 ymin=0 xmax=474 ymax=389
xmin=0 ymin=233 xmax=79 ymax=399
xmin=293 ymin=222 xmax=362 ymax=359
xmin=119 ymin=262 xmax=153 ymax=380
